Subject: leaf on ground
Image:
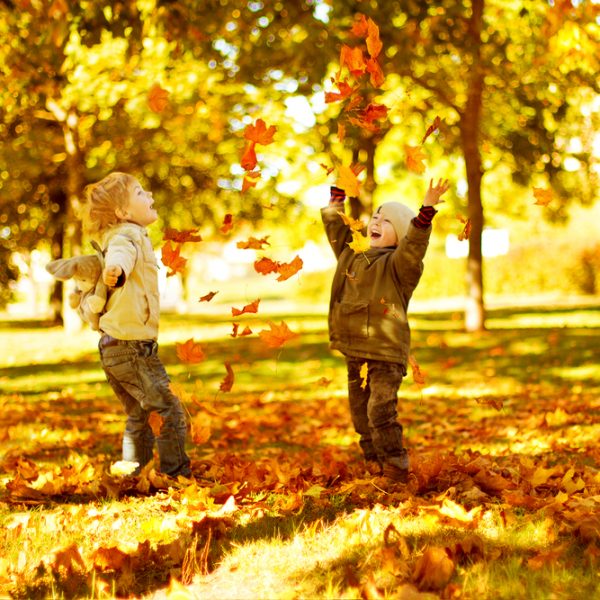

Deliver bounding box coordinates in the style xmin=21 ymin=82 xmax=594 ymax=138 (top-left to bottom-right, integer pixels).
xmin=412 ymin=546 xmax=455 ymax=591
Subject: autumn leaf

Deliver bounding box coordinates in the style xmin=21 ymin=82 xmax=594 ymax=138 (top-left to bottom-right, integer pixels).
xmin=148 ymin=84 xmax=169 ymax=113
xmin=231 ymin=323 xmax=252 ymax=338
xmin=220 ymin=214 xmax=234 ymax=234
xmin=324 ymin=80 xmax=355 ymax=103
xmin=351 ymin=13 xmax=369 ymax=38
xmin=337 ymin=211 xmax=364 ymax=231
xmin=412 ymin=546 xmax=455 ymax=591
xmin=409 ymin=354 xmax=427 ymax=386
xmin=241 ymin=141 xmax=258 ymax=171
xmin=244 ymin=118 xmax=277 ymax=145
xmin=405 ymin=145 xmax=427 ymax=174
xmin=161 ymin=241 xmax=187 ymax=277
xmin=237 ymin=236 xmax=271 ymax=250
xmin=148 ymin=411 xmax=164 ymax=436
xmin=254 ymin=256 xmax=279 ymax=275
xmin=421 ymin=116 xmax=442 ymax=144
xmin=175 ymin=338 xmax=206 ymax=364
xmin=339 ymin=44 xmax=366 ymax=78
xmin=258 ymin=320 xmax=300 ymax=348
xmin=163 ymin=228 xmax=202 ymax=244
xmin=361 ymin=102 xmax=388 ymax=123
xmin=219 ymin=362 xmax=235 ymax=392
xmin=231 ymin=298 xmax=260 ymax=317
xmin=366 ymin=58 xmax=385 ymax=88
xmin=360 ymin=362 xmax=368 ymax=389
xmin=337 ymin=122 xmax=346 ymax=142
xmin=365 ymin=18 xmax=383 ymax=58
xmin=533 ymin=187 xmax=553 ymax=206
xmin=190 ymin=414 xmax=211 ymax=445
xmin=242 ymin=170 xmax=261 ymax=192
xmin=199 ymin=291 xmax=218 ymax=302
xmin=457 ymin=216 xmax=472 ymax=241
xmin=347 ymin=231 xmax=370 ymax=254
xmin=276 ymin=255 xmax=303 ymax=281
xmin=337 ymin=165 xmax=361 ymax=197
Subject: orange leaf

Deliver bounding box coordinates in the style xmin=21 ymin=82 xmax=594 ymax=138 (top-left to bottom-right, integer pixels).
xmin=220 ymin=214 xmax=234 ymax=234
xmin=324 ymin=80 xmax=355 ymax=103
xmin=175 ymin=338 xmax=206 ymax=364
xmin=258 ymin=320 xmax=299 ymax=348
xmin=366 ymin=18 xmax=383 ymax=58
xmin=199 ymin=291 xmax=218 ymax=302
xmin=457 ymin=216 xmax=471 ymax=241
xmin=231 ymin=298 xmax=260 ymax=317
xmin=241 ymin=141 xmax=258 ymax=171
xmin=190 ymin=414 xmax=211 ymax=445
xmin=148 ymin=84 xmax=169 ymax=113
xmin=163 ymin=227 xmax=202 ymax=244
xmin=243 ymin=118 xmax=277 ymax=145
xmin=412 ymin=546 xmax=455 ymax=590
xmin=421 ymin=116 xmax=442 ymax=144
xmin=219 ymin=362 xmax=234 ymax=392
xmin=148 ymin=411 xmax=164 ymax=436
xmin=231 ymin=323 xmax=253 ymax=338
xmin=51 ymin=543 xmax=86 ymax=573
xmin=254 ymin=256 xmax=279 ymax=275
xmin=242 ymin=170 xmax=261 ymax=192
xmin=405 ymin=145 xmax=427 ymax=174
xmin=533 ymin=187 xmax=553 ymax=206
xmin=237 ymin=236 xmax=271 ymax=250
xmin=337 ymin=165 xmax=361 ymax=197
xmin=409 ymin=354 xmax=427 ymax=386
xmin=366 ymin=58 xmax=385 ymax=88
xmin=337 ymin=211 xmax=364 ymax=231
xmin=276 ymin=255 xmax=303 ymax=281
xmin=91 ymin=546 xmax=130 ymax=572
xmin=339 ymin=45 xmax=366 ymax=78
xmin=337 ymin=122 xmax=346 ymax=142
xmin=361 ymin=102 xmax=388 ymax=123
xmin=161 ymin=241 xmax=187 ymax=277
xmin=351 ymin=13 xmax=369 ymax=38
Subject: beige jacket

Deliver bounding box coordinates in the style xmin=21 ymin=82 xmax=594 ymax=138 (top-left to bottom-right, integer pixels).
xmin=98 ymin=222 xmax=160 ymax=340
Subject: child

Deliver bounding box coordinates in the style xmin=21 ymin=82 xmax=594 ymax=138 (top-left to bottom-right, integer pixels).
xmin=83 ymin=172 xmax=191 ymax=478
xmin=321 ymin=178 xmax=449 ymax=485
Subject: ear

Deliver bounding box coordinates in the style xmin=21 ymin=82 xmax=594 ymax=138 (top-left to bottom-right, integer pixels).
xmin=45 ymin=259 xmax=76 ymax=280
xmin=115 ymin=206 xmax=128 ymax=220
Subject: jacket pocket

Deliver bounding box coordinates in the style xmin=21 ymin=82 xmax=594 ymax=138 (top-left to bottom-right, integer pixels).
xmin=333 ymin=301 xmax=370 ymax=339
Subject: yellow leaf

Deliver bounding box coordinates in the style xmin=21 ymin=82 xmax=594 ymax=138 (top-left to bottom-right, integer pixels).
xmin=337 ymin=210 xmax=364 ymax=231
xmin=360 ymin=362 xmax=368 ymax=389
xmin=533 ymin=187 xmax=552 ymax=206
xmin=337 ymin=165 xmax=361 ymax=197
xmin=405 ymin=145 xmax=427 ymax=174
xmin=348 ymin=231 xmax=370 ymax=253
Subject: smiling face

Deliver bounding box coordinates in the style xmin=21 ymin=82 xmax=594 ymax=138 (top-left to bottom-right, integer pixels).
xmin=117 ymin=180 xmax=157 ymax=226
xmin=367 ymin=211 xmax=398 ymax=248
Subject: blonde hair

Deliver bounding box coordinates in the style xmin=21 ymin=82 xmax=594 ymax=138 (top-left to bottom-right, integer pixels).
xmin=82 ymin=172 xmax=137 ymax=236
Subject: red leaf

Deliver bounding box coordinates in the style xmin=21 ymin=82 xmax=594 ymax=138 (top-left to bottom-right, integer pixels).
xmin=421 ymin=116 xmax=442 ymax=144
xmin=220 ymin=214 xmax=234 ymax=234
xmin=161 ymin=241 xmax=187 ymax=277
xmin=241 ymin=141 xmax=258 ymax=171
xmin=163 ymin=228 xmax=202 ymax=244
xmin=254 ymin=257 xmax=279 ymax=275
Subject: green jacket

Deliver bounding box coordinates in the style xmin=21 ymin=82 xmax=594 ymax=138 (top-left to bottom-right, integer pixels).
xmin=321 ymin=205 xmax=432 ymax=368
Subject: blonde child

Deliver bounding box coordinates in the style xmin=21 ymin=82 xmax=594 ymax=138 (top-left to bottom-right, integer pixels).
xmin=83 ymin=172 xmax=191 ymax=478
xmin=321 ymin=179 xmax=449 ymax=485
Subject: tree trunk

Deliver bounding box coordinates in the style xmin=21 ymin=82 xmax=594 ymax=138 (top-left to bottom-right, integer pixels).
xmin=461 ymin=0 xmax=486 ymax=332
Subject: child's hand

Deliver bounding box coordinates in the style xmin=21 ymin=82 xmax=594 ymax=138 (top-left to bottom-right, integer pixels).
xmin=329 ymin=186 xmax=346 ymax=206
xmin=103 ymin=265 xmax=123 ymax=287
xmin=423 ymin=178 xmax=450 ymax=207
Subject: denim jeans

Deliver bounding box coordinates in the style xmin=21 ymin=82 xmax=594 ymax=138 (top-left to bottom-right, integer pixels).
xmin=99 ymin=338 xmax=191 ymax=477
xmin=346 ymin=357 xmax=409 ymax=470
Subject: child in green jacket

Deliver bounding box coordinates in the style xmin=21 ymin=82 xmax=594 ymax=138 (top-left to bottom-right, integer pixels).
xmin=321 ymin=178 xmax=449 ymax=485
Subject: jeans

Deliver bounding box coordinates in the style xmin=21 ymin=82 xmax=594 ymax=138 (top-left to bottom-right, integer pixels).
xmin=99 ymin=337 xmax=191 ymax=477
xmin=346 ymin=357 xmax=409 ymax=470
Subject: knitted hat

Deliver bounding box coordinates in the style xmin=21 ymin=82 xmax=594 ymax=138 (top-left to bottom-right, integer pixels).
xmin=375 ymin=202 xmax=416 ymax=241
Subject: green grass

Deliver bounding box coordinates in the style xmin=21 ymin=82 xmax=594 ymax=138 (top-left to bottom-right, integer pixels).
xmin=1 ymin=297 xmax=599 ymax=598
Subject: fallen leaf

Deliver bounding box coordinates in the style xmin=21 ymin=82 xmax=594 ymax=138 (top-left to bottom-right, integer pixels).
xmin=412 ymin=546 xmax=454 ymax=591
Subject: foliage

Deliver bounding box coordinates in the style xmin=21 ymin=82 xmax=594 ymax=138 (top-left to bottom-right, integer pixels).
xmin=1 ymin=301 xmax=599 ymax=597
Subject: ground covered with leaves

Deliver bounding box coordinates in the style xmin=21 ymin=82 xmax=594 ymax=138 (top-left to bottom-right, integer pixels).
xmin=1 ymin=300 xmax=599 ymax=599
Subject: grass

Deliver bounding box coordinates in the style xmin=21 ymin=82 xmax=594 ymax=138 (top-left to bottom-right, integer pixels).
xmin=0 ymin=296 xmax=599 ymax=598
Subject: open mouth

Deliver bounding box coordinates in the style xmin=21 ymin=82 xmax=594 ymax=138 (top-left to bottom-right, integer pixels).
xmin=370 ymin=232 xmax=381 ymax=240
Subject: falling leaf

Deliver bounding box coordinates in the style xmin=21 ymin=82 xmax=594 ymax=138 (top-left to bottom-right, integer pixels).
xmin=365 ymin=18 xmax=383 ymax=58
xmin=191 ymin=415 xmax=211 ymax=445
xmin=276 ymin=255 xmax=303 ymax=281
xmin=241 ymin=141 xmax=258 ymax=171
xmin=351 ymin=13 xmax=369 ymax=37
xmin=161 ymin=241 xmax=187 ymax=277
xmin=163 ymin=228 xmax=202 ymax=244
xmin=258 ymin=320 xmax=299 ymax=348
xmin=339 ymin=44 xmax=366 ymax=78
xmin=409 ymin=354 xmax=427 ymax=386
xmin=220 ymin=214 xmax=234 ymax=234
xmin=231 ymin=298 xmax=260 ymax=317
xmin=148 ymin=84 xmax=169 ymax=113
xmin=348 ymin=231 xmax=370 ymax=254
xmin=325 ymin=80 xmax=355 ymax=103
xmin=237 ymin=236 xmax=271 ymax=250
xmin=533 ymin=187 xmax=553 ymax=206
xmin=219 ymin=362 xmax=235 ymax=392
xmin=421 ymin=116 xmax=442 ymax=144
xmin=337 ymin=165 xmax=361 ymax=197
xmin=337 ymin=211 xmax=364 ymax=231
xmin=366 ymin=58 xmax=385 ymax=88
xmin=361 ymin=103 xmax=388 ymax=123
xmin=405 ymin=145 xmax=427 ymax=174
xmin=176 ymin=338 xmax=206 ymax=364
xmin=316 ymin=377 xmax=332 ymax=387
xmin=231 ymin=323 xmax=253 ymax=338
xmin=360 ymin=362 xmax=368 ymax=389
xmin=254 ymin=257 xmax=279 ymax=275
xmin=457 ymin=216 xmax=471 ymax=241
xmin=148 ymin=411 xmax=164 ymax=436
xmin=244 ymin=118 xmax=277 ymax=145
xmin=242 ymin=170 xmax=261 ymax=192
xmin=199 ymin=291 xmax=218 ymax=302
